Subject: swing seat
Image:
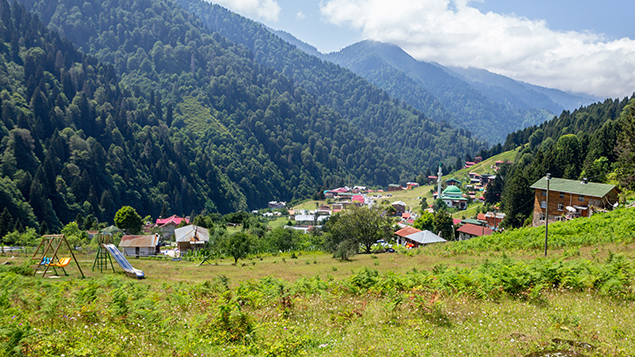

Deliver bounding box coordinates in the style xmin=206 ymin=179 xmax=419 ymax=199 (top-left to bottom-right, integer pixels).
xmin=41 ymin=257 xmax=52 ymax=265
xmin=49 ymin=257 xmax=71 ymax=268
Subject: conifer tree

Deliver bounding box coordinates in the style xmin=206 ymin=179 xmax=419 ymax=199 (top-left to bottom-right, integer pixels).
xmin=617 ymin=99 xmax=635 ymax=190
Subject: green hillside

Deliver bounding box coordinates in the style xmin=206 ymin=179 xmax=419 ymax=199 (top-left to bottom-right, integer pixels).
xmin=173 ymin=0 xmax=485 ymax=167
xmin=325 ymin=40 xmax=553 ymax=143
xmin=0 ymin=0 xmax=485 ymax=233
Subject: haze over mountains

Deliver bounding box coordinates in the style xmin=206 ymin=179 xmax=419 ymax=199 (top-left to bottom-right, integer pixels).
xmin=274 ymin=33 xmax=599 ymax=143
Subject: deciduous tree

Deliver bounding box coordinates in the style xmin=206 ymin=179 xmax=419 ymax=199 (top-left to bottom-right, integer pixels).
xmin=324 ymin=206 xmax=391 ymax=259
xmin=223 ymin=232 xmax=252 ymax=264
xmin=114 ymin=206 xmax=143 ymax=234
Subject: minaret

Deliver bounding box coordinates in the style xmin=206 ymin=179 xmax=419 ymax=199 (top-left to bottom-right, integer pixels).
xmin=437 ymin=163 xmax=443 ymax=200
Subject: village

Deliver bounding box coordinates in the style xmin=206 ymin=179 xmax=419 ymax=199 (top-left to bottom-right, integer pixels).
xmin=109 ymin=154 xmax=619 ymax=263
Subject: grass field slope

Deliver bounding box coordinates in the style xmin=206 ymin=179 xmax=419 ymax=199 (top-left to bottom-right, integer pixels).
xmin=2 ymin=207 xmax=635 ymax=356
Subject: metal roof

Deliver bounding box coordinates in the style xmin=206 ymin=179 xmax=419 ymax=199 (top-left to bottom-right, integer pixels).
xmin=405 ymin=230 xmax=446 ymax=245
xmin=174 ymin=225 xmax=210 ymax=243
xmin=119 ymin=234 xmax=160 ymax=248
xmin=461 ymin=218 xmax=486 ymax=226
xmin=457 ymin=223 xmax=493 ymax=237
xmin=530 ymin=178 xmax=617 ymax=198
xmin=394 ymin=226 xmax=421 ymax=238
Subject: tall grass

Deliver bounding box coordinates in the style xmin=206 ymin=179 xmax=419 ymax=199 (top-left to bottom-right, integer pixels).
xmin=435 ymin=208 xmax=635 ymax=255
xmin=1 ymin=251 xmax=635 ymax=356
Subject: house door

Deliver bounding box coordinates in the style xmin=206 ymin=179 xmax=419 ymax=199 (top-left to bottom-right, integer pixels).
xmin=135 ymin=247 xmax=139 ymax=256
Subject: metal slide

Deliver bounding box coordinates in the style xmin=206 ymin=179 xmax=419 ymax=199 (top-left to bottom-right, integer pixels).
xmin=103 ymin=244 xmax=145 ymax=279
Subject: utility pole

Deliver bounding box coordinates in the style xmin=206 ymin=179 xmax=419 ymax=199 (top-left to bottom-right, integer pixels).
xmin=437 ymin=163 xmax=443 ymax=201
xmin=544 ymin=173 xmax=551 ymax=257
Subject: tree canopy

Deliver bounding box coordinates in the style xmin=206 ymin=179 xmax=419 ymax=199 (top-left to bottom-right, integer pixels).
xmin=114 ymin=206 xmax=142 ymax=234
xmin=324 ymin=206 xmax=391 ymax=259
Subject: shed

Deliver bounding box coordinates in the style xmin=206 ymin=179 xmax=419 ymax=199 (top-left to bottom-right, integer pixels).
xmin=119 ymin=233 xmax=161 ymax=257
xmin=175 ymin=225 xmax=210 ymax=252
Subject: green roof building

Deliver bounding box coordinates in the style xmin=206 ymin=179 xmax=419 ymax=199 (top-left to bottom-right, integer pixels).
xmin=440 ymin=185 xmax=467 ymax=210
xmin=530 ymin=177 xmax=619 ymax=226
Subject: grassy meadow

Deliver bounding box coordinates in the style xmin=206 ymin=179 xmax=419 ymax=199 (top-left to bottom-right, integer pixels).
xmin=3 ymin=208 xmax=635 ymax=356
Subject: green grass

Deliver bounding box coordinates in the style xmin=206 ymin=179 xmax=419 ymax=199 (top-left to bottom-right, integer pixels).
xmin=177 ymin=95 xmax=229 ymax=133
xmin=3 ymin=208 xmax=635 ymax=355
xmin=2 ymin=245 xmax=635 ymax=356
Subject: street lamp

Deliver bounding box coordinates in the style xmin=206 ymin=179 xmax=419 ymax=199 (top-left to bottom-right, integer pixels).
xmin=544 ymin=173 xmax=551 ymax=256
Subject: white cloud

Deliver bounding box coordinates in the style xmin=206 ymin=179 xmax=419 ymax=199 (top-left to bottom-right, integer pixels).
xmin=296 ymin=11 xmax=306 ymax=20
xmin=320 ymin=0 xmax=635 ymax=97
xmin=213 ymin=0 xmax=281 ymax=22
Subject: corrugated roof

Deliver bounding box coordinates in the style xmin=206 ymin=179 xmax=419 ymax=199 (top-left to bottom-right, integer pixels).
xmin=394 ymin=226 xmax=421 ymax=238
xmin=119 ymin=234 xmax=160 ymax=248
xmin=457 ymin=223 xmax=493 ymax=237
xmin=175 ymin=225 xmax=210 ymax=243
xmin=296 ymin=215 xmax=327 ymax=221
xmin=461 ymin=218 xmax=486 ymax=226
xmin=156 ymin=215 xmax=189 ymax=226
xmin=530 ymin=178 xmax=617 ymax=198
xmin=405 ymin=230 xmax=446 ymax=245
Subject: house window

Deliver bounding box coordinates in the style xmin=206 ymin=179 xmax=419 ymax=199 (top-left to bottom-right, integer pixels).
xmin=540 ymin=201 xmax=546 ymax=209
xmin=557 ymin=203 xmax=564 ymax=211
xmin=541 ymin=190 xmax=547 ymax=196
xmin=539 ymin=214 xmax=545 ymax=221
xmin=578 ymin=195 xmax=585 ymax=202
xmin=559 ymin=192 xmax=565 ymax=198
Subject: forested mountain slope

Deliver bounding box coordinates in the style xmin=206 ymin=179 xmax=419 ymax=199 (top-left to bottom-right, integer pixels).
xmin=0 ymin=0 xmax=256 ymax=232
xmin=325 ymin=40 xmax=555 ymax=143
xmin=172 ymin=0 xmax=482 ymax=152
xmin=444 ymin=66 xmax=596 ymax=113
xmin=444 ymin=66 xmax=564 ymax=114
xmin=485 ymin=96 xmax=634 ymax=228
xmin=2 ymin=0 xmax=482 ymax=232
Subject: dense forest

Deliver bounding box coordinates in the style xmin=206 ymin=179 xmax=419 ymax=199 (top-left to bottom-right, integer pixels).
xmin=485 ymin=96 xmax=634 ymax=228
xmin=0 ymin=0 xmax=483 ymax=233
xmin=324 ymin=40 xmax=555 ymax=143
xmin=173 ymin=0 xmax=483 ymax=153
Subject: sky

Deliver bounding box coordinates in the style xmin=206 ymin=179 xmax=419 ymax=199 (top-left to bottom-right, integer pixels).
xmin=208 ymin=0 xmax=635 ymax=98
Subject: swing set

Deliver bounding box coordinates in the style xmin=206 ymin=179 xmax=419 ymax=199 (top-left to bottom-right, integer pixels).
xmin=32 ymin=234 xmax=85 ymax=278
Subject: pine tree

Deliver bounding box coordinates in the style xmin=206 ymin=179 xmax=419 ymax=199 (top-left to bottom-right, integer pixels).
xmin=0 ymin=207 xmax=14 ymax=240
xmin=617 ymin=99 xmax=635 ymax=190
xmin=500 ymin=168 xmax=533 ymax=228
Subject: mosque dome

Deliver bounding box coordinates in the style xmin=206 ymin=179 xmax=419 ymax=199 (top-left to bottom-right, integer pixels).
xmin=442 ymin=185 xmax=462 ymax=196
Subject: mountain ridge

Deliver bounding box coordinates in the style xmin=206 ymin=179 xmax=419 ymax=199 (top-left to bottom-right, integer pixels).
xmin=265 ymin=30 xmax=599 ymax=143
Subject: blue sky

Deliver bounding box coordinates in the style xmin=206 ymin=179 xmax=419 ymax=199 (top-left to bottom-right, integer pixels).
xmin=209 ymin=0 xmax=635 ymax=98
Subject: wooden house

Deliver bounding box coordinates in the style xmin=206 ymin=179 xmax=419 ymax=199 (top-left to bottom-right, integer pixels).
xmin=391 ymin=201 xmax=407 ymax=215
xmin=530 ymin=178 xmax=619 ymax=226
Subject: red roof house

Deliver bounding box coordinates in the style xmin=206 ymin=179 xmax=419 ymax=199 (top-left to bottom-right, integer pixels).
xmin=457 ymin=223 xmax=493 ymax=240
xmin=156 ymin=215 xmax=190 ymax=240
xmin=156 ymin=215 xmax=189 ymax=227
xmin=394 ymin=226 xmax=421 ymax=238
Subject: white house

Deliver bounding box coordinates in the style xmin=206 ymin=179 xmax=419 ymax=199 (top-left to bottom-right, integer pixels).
xmin=119 ymin=234 xmax=161 ymax=257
